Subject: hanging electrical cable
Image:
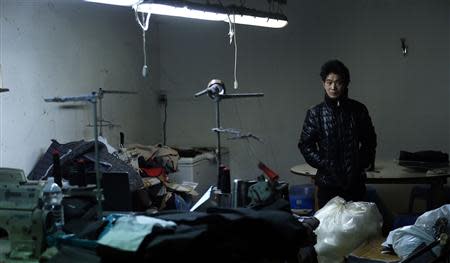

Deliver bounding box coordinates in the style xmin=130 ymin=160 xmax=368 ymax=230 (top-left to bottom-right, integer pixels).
xmin=133 ymin=1 xmax=151 ymax=77
xmin=219 ymin=0 xmax=239 ymax=90
xmin=217 ymin=0 xmax=280 ymax=171
xmin=226 ymin=14 xmax=238 ymax=89
xmin=231 ymin=14 xmax=238 ymax=90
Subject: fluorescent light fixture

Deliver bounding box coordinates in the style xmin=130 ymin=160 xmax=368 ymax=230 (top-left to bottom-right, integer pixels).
xmin=139 ymin=3 xmax=226 ymax=21
xmin=85 ymin=0 xmax=140 ymax=6
xmin=86 ymin=0 xmax=288 ymax=28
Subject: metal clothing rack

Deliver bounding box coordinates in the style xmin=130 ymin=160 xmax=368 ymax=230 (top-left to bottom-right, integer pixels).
xmin=194 ymin=79 xmax=264 ymax=192
xmin=44 ymin=92 xmax=103 ymax=218
xmin=86 ymin=88 xmax=138 ymax=136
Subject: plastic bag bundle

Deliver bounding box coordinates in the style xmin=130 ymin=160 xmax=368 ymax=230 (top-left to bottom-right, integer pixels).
xmin=415 ymin=204 xmax=450 ymax=234
xmin=314 ymin=196 xmax=382 ymax=263
xmin=386 ymin=225 xmax=436 ymax=259
xmin=384 ymin=204 xmax=450 ymax=259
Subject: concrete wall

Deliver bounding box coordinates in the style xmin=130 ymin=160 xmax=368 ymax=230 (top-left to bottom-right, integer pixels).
xmin=0 ymin=0 xmax=448 ymax=213
xmin=157 ymin=0 xmax=450 ymax=212
xmin=0 ymin=0 xmax=161 ymax=174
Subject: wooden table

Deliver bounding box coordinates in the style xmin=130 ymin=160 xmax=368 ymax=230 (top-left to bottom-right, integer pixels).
xmin=348 ymin=236 xmax=400 ymax=262
xmin=291 ymin=160 xmax=450 ymax=209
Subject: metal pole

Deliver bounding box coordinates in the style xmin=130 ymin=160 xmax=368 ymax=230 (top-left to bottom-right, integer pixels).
xmin=99 ymin=95 xmax=103 ymax=137
xmin=215 ymin=98 xmax=222 ymax=169
xmin=92 ymin=95 xmax=103 ymax=218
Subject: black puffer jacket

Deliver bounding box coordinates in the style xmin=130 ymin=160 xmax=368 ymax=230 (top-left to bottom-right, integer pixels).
xmin=298 ymin=95 xmax=377 ymax=190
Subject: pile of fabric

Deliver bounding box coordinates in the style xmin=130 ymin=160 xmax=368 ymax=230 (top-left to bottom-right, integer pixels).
xmin=47 ymin=205 xmax=319 ymax=263
xmin=117 ymin=143 xmax=197 ymax=211
xmin=28 ymin=139 xmax=197 ymax=213
xmin=398 ymin=150 xmax=449 ymax=170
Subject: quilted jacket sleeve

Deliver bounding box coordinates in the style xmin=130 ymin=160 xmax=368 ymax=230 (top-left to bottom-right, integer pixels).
xmin=298 ymin=108 xmax=325 ymax=169
xmin=358 ymin=105 xmax=377 ymax=170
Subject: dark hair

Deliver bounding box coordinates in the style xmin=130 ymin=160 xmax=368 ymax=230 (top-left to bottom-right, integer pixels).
xmin=320 ymin=60 xmax=350 ymax=87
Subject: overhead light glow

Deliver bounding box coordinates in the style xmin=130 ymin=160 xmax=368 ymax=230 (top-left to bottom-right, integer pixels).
xmin=85 ymin=0 xmax=288 ymax=28
xmin=229 ymin=14 xmax=288 ymax=29
xmin=85 ymin=0 xmax=140 ymax=6
xmin=137 ymin=3 xmax=226 ymax=21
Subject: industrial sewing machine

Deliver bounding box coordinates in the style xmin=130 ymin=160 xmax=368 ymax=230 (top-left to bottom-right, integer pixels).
xmin=247 ymin=162 xmax=289 ymax=208
xmin=0 ymin=168 xmax=48 ymax=261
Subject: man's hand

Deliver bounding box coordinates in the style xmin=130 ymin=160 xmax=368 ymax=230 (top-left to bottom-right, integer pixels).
xmin=365 ymin=162 xmax=375 ymax=172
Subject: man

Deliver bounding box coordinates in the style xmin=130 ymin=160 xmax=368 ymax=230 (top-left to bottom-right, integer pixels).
xmin=298 ymin=59 xmax=377 ymax=208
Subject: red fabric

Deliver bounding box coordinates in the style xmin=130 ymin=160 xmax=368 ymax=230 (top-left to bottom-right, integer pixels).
xmin=141 ymin=167 xmax=165 ymax=177
xmin=258 ymin=162 xmax=279 ymax=181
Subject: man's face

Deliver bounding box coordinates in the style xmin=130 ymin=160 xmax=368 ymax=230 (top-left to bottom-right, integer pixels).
xmin=323 ymin=73 xmax=344 ymax=99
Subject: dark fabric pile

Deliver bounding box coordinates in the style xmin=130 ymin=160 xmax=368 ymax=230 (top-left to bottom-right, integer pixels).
xmin=49 ymin=205 xmax=318 ymax=263
xmin=398 ymin=150 xmax=449 ymax=170
xmin=29 ymin=139 xmax=196 ymax=234
xmin=27 ymin=139 xmax=143 ymax=191
xmin=135 ymin=208 xmax=315 ymax=262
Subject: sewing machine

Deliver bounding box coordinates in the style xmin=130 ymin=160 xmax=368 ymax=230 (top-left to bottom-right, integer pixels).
xmin=0 ymin=168 xmax=47 ymax=261
xmin=247 ymin=162 xmax=289 ymax=207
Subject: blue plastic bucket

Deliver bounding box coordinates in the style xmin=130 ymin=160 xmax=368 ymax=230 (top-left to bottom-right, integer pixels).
xmin=289 ymin=184 xmax=314 ymax=210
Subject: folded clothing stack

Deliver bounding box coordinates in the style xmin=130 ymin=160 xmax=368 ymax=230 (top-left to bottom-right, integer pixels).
xmin=398 ymin=150 xmax=449 ymax=170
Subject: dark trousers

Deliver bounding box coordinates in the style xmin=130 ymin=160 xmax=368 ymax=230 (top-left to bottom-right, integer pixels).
xmin=317 ymin=184 xmax=366 ymax=208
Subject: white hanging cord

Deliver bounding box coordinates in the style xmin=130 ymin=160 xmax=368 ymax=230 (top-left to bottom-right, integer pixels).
xmin=226 ymin=13 xmax=238 ymax=89
xmin=141 ymin=14 xmax=149 ymax=77
xmin=0 ymin=0 xmax=3 ymax=166
xmin=227 ymin=13 xmax=239 ymax=89
xmin=221 ymin=1 xmax=279 ymax=172
xmin=232 ymin=14 xmax=238 ymax=90
xmin=133 ymin=3 xmax=151 ymax=77
xmin=218 ymin=0 xmax=238 ymax=89
xmin=133 ymin=4 xmax=150 ymax=31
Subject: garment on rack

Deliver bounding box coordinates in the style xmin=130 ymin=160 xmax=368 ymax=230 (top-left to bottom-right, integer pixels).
xmin=28 ymin=139 xmax=143 ymax=191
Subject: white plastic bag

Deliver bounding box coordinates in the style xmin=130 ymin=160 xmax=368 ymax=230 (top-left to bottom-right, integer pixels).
xmin=415 ymin=204 xmax=450 ymax=234
xmin=383 ymin=204 xmax=450 ymax=259
xmin=314 ymin=196 xmax=383 ymax=263
xmin=385 ymin=225 xmax=436 ymax=259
